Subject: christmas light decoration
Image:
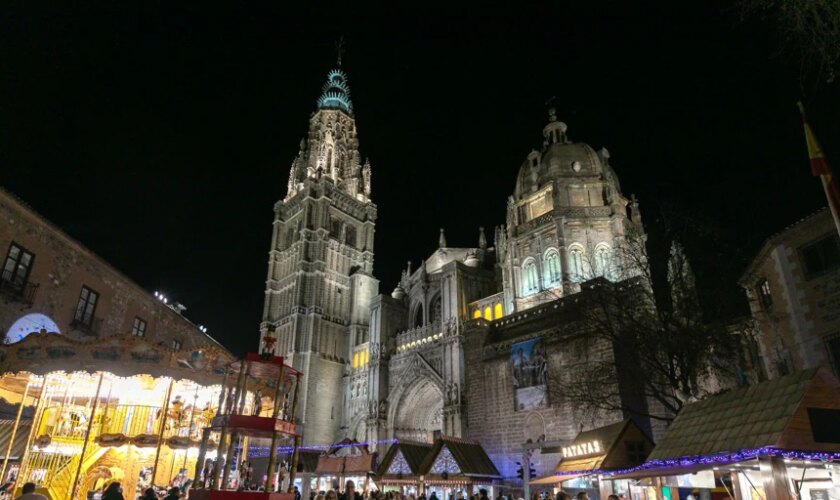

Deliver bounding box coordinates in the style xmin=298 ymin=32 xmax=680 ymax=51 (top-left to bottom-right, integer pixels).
xmin=553 ymin=447 xmax=840 ymax=480
xmin=234 ymin=438 xmax=398 ymax=458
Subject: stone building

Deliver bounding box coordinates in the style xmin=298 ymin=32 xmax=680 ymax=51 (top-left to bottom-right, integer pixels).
xmin=259 ymin=62 xmax=655 ymax=481
xmin=259 ymin=66 xmax=378 ymax=444
xmin=0 ymin=187 xmax=226 ymax=354
xmin=739 ymin=208 xmax=840 ymax=378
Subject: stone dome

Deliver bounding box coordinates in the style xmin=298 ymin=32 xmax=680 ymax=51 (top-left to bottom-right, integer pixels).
xmin=514 ymin=140 xmax=605 ymax=200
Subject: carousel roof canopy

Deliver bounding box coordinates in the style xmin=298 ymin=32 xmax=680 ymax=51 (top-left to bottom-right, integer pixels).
xmin=0 ymin=331 xmax=233 ymax=387
xmin=649 ymin=367 xmax=840 ymax=462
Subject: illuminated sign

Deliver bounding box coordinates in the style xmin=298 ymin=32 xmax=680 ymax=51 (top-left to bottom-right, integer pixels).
xmin=562 ymin=440 xmax=602 ymax=458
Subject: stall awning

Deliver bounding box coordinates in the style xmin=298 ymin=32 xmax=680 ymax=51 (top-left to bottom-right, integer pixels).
xmin=530 ymin=475 xmax=563 ymax=486
xmin=555 ymin=456 xmax=605 ymax=474
xmin=315 ymin=454 xmax=377 ymax=475
xmin=344 ymin=454 xmax=376 ymax=474
xmin=316 ymin=456 xmax=345 ymax=474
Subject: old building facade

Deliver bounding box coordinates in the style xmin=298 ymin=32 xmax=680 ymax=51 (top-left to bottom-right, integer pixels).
xmin=740 ymin=208 xmax=840 ymax=379
xmin=260 ymin=66 xmax=378 ymax=444
xmin=260 ymin=64 xmax=649 ymax=477
xmin=0 ymin=187 xmax=227 ymax=354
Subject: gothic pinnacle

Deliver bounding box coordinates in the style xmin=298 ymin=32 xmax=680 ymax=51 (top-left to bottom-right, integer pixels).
xmin=439 ymin=228 xmax=447 ymax=248
xmin=478 ymin=227 xmax=487 ymax=249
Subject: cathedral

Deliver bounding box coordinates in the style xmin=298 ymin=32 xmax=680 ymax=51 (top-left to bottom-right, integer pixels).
xmin=259 ymin=62 xmax=648 ymax=475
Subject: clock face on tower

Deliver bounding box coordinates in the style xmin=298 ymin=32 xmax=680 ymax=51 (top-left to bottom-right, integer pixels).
xmin=5 ymin=313 xmax=60 ymax=344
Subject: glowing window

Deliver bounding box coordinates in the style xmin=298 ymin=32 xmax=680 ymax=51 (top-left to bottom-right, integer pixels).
xmin=523 ymin=259 xmax=539 ymax=294
xmin=493 ymin=303 xmax=503 ymax=319
xmin=483 ymin=307 xmax=492 ymax=321
xmin=569 ymin=245 xmax=585 ymax=282
xmin=544 ymin=250 xmax=562 ymax=285
xmin=595 ymin=244 xmax=612 ymax=280
xmin=353 ymin=352 xmax=359 ymax=369
xmin=363 ymin=349 xmax=369 ymax=366
xmin=473 ymin=309 xmax=481 ymax=319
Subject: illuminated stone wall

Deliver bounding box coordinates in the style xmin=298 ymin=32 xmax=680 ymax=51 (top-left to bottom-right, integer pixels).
xmin=0 ymin=188 xmax=228 ymax=354
xmin=260 ymin=68 xmax=378 ymax=446
xmin=740 ymin=208 xmax=840 ymax=378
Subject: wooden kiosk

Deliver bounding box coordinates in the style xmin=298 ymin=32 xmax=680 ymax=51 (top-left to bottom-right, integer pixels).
xmin=189 ymin=353 xmax=302 ymax=500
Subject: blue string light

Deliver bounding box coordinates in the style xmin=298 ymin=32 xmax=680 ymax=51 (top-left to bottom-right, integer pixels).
xmin=555 ymin=447 xmax=840 ymax=479
xmin=235 ymin=439 xmax=398 ymax=459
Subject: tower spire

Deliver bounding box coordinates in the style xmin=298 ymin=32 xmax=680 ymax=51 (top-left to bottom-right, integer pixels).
xmin=336 ymin=36 xmax=345 ymax=67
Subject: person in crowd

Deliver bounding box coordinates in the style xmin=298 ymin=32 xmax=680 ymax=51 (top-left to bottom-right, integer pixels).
xmin=140 ymin=488 xmax=157 ymax=500
xmin=608 ymin=495 xmax=619 ymax=500
xmin=339 ymin=481 xmax=362 ymax=500
xmin=163 ymin=487 xmax=181 ymax=500
xmin=479 ymin=489 xmax=490 ymax=500
xmin=429 ymin=492 xmax=438 ymax=500
xmin=295 ymin=486 xmax=302 ymax=500
xmin=575 ymin=493 xmax=588 ymax=500
xmin=314 ymin=493 xmax=325 ymax=500
xmin=555 ymin=492 xmax=570 ymax=500
xmin=15 ymin=482 xmax=47 ymax=500
xmin=101 ymin=482 xmax=124 ymax=500
xmin=326 ymin=489 xmax=338 ymax=500
xmin=418 ymin=492 xmax=426 ymax=500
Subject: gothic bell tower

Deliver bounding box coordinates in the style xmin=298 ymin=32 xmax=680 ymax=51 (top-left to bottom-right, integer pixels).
xmin=260 ymin=63 xmax=378 ymax=445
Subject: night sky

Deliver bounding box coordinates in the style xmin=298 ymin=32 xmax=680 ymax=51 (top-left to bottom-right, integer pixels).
xmin=2 ymin=3 xmax=838 ymax=355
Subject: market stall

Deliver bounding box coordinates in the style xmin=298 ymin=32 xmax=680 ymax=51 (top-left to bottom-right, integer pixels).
xmin=530 ymin=420 xmax=654 ymax=500
xmin=312 ymin=440 xmax=378 ymax=494
xmin=418 ymin=436 xmax=503 ymax=500
xmin=603 ymin=368 xmax=840 ymax=500
xmin=375 ymin=440 xmax=433 ymax=496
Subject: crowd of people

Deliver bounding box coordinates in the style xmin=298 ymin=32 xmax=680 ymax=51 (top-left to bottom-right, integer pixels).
xmin=311 ymin=481 xmax=497 ymax=500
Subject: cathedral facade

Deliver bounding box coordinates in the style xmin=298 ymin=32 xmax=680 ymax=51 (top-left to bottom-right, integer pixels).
xmin=260 ymin=64 xmax=648 ymax=475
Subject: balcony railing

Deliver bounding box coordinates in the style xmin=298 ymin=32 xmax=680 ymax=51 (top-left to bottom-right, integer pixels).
xmin=0 ymin=270 xmax=38 ymax=306
xmin=395 ymin=322 xmax=443 ymax=353
xmin=69 ymin=316 xmax=103 ymax=336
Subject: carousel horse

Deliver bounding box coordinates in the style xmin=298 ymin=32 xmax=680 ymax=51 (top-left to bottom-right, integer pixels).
xmin=157 ymin=395 xmax=186 ymax=431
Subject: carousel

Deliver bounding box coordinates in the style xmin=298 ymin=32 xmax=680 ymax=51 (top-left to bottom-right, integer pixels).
xmin=0 ymin=330 xmax=235 ymax=500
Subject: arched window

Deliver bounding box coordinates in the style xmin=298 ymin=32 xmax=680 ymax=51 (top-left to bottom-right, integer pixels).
xmin=522 ymin=258 xmax=539 ymax=295
xmin=413 ymin=304 xmax=424 ymax=328
xmin=595 ymin=244 xmax=613 ymax=280
xmin=543 ymin=249 xmax=562 ymax=286
xmin=483 ymin=307 xmax=492 ymax=321
xmin=493 ymin=303 xmax=503 ymax=319
xmin=568 ymin=244 xmax=586 ymax=282
xmin=473 ymin=309 xmax=481 ymax=319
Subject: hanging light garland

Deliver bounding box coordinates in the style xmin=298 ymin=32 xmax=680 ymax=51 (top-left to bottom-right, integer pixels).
xmin=238 ymin=438 xmax=398 ymax=458
xmin=555 ymin=447 xmax=840 ymax=480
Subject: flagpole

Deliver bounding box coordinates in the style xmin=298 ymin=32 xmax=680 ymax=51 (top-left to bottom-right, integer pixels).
xmin=820 ymin=175 xmax=840 ymax=237
xmin=797 ymin=101 xmax=840 ymax=237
